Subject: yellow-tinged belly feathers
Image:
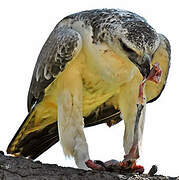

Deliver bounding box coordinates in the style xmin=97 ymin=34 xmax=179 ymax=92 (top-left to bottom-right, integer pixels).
xmin=42 ymin=46 xmax=140 ymax=118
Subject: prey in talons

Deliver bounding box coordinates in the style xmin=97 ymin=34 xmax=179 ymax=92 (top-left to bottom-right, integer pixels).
xmin=85 ymin=159 xmax=144 ymax=174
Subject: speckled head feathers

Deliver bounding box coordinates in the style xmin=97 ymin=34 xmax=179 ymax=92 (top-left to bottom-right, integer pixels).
xmin=62 ymin=9 xmax=160 ymax=54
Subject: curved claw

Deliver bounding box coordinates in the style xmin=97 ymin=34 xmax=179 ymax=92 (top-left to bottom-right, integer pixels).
xmin=118 ymin=160 xmax=144 ymax=174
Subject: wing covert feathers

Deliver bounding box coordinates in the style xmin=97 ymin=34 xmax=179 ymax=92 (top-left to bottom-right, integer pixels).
xmin=27 ymin=27 xmax=82 ymax=112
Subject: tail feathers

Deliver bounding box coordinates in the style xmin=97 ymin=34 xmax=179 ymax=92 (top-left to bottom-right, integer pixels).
xmin=15 ymin=122 xmax=59 ymax=159
xmin=6 ymin=107 xmax=59 ymax=159
xmin=7 ymin=108 xmax=36 ymax=155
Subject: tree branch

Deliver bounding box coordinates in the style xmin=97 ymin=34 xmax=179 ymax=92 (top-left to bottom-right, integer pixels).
xmin=0 ymin=151 xmax=177 ymax=180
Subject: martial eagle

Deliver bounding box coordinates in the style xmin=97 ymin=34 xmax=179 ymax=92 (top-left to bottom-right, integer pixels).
xmin=7 ymin=9 xmax=170 ymax=172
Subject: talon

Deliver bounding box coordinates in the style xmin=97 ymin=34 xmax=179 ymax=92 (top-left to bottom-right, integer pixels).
xmin=119 ymin=160 xmax=130 ymax=169
xmin=85 ymin=160 xmax=105 ymax=170
xmin=120 ymin=160 xmax=144 ymax=173
xmin=112 ymin=159 xmax=144 ymax=174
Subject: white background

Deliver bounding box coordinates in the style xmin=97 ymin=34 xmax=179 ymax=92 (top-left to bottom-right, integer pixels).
xmin=0 ymin=0 xmax=179 ymax=177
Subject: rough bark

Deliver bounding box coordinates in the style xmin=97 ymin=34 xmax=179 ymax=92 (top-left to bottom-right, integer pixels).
xmin=0 ymin=151 xmax=178 ymax=180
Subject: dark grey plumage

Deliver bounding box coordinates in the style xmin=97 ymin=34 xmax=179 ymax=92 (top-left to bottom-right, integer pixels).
xmin=62 ymin=9 xmax=159 ymax=52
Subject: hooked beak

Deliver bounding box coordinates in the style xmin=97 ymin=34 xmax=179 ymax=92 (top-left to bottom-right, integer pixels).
xmin=138 ymin=53 xmax=151 ymax=78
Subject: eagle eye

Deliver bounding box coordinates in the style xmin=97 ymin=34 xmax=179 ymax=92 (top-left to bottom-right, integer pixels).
xmin=119 ymin=39 xmax=135 ymax=54
xmin=119 ymin=39 xmax=139 ymax=64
